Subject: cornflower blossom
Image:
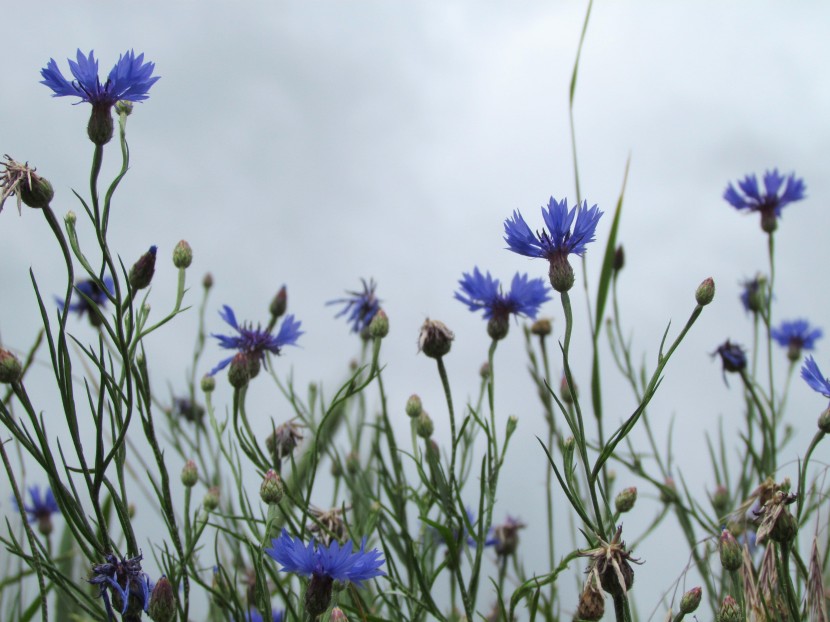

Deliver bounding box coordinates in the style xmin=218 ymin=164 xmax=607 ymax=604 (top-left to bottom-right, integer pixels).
xmin=16 ymin=485 xmax=60 ymax=535
xmin=245 ymin=609 xmax=284 ymax=622
xmin=265 ymin=528 xmax=385 ymax=616
xmin=455 ymin=268 xmax=550 ymax=340
xmin=58 ymin=277 xmax=114 ymax=325
xmin=713 ymin=341 xmax=747 ymax=380
xmin=723 ymin=169 xmax=806 ymax=232
xmin=771 ymin=319 xmax=822 ymax=361
xmin=739 ymin=276 xmax=769 ymax=314
xmin=327 ymin=278 xmax=381 ymax=334
xmin=41 ymin=49 xmax=160 ymax=145
xmin=503 ymin=197 xmax=603 ymax=292
xmin=88 ymin=553 xmax=152 ymax=620
xmin=801 ymin=356 xmax=830 ymax=400
xmin=209 ymin=305 xmax=303 ymax=376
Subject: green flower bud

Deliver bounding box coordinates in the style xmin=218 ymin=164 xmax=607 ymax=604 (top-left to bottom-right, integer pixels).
xmin=711 ymin=484 xmax=730 ymax=517
xmin=345 ymin=452 xmax=360 ymax=475
xmin=19 ymin=173 xmax=54 ymax=209
xmin=129 ymin=246 xmax=157 ymax=290
xmin=506 ymin=415 xmax=518 ymax=438
xmin=115 ymin=100 xmax=133 ymax=117
xmin=148 ymin=575 xmax=176 ymax=622
xmin=416 ymin=411 xmax=434 ymax=439
xmin=818 ymin=407 xmax=830 ymax=434
xmin=172 ymin=240 xmax=192 ymax=269
xmin=695 ymin=277 xmax=715 ymax=306
xmin=679 ymin=586 xmax=702 ymax=614
xmin=719 ymin=529 xmax=742 ymax=572
xmin=368 ymin=308 xmax=389 ymax=339
xmin=405 ymin=394 xmax=423 ymax=418
xmin=330 ymin=606 xmax=349 ymax=622
xmin=260 ymin=469 xmax=284 ymax=505
xmin=0 ymin=348 xmax=23 ymax=384
xmin=530 ymin=318 xmax=552 ymax=337
xmin=200 ymin=374 xmax=216 ymax=393
xmin=269 ymin=286 xmax=287 ymax=319
xmin=716 ymin=595 xmax=741 ymax=622
xmin=181 ymin=460 xmax=198 ymax=487
xmin=202 ymin=272 xmax=214 ymax=289
xmin=203 ymin=487 xmax=220 ymax=511
xmin=615 ymin=486 xmax=638 ymax=514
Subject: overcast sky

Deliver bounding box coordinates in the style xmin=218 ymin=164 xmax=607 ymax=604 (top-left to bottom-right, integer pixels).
xmin=2 ymin=2 xmax=830 ymax=618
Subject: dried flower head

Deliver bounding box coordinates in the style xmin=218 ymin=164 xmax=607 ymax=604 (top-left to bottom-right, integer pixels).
xmin=88 ymin=552 xmax=152 ymax=619
xmin=308 ymin=505 xmax=351 ymax=546
xmin=580 ymin=526 xmax=641 ymax=598
xmin=265 ymin=420 xmax=304 ymax=465
xmin=418 ymin=318 xmax=454 ymax=359
xmin=0 ymin=155 xmax=53 ymax=214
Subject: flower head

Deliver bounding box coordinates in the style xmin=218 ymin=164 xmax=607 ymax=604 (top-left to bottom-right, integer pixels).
xmin=245 ymin=609 xmax=284 ymax=622
xmin=0 ymin=155 xmax=54 ymax=214
xmin=41 ymin=49 xmax=159 ymax=107
xmin=455 ymin=268 xmax=550 ymax=339
xmin=771 ymin=319 xmax=822 ymax=361
xmin=209 ymin=305 xmax=303 ymax=376
xmin=88 ymin=552 xmax=152 ymax=619
xmin=16 ymin=485 xmax=60 ymax=535
xmin=579 ymin=525 xmax=641 ymax=598
xmin=739 ymin=275 xmax=769 ymax=314
xmin=724 ymin=169 xmax=806 ymax=232
xmin=265 ymin=528 xmax=384 ymax=616
xmin=418 ymin=318 xmax=454 ymax=359
xmin=327 ymin=278 xmax=381 ymax=335
xmin=801 ymin=356 xmax=830 ymax=399
xmin=713 ymin=340 xmax=747 ymax=377
xmin=492 ymin=515 xmax=526 ymax=557
xmin=58 ymin=277 xmax=114 ymax=326
xmin=504 ymin=197 xmax=603 ymax=291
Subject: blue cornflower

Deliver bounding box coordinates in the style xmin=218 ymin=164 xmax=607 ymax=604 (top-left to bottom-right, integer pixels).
xmin=455 ymin=268 xmax=550 ymax=340
xmin=209 ymin=305 xmax=303 ymax=377
xmin=265 ymin=528 xmax=385 ymax=616
xmin=41 ymin=49 xmax=159 ymax=145
xmin=504 ymin=197 xmax=603 ymax=292
xmin=58 ymin=277 xmax=114 ymax=326
xmin=245 ymin=609 xmax=284 ymax=622
xmin=713 ymin=340 xmax=747 ymax=382
xmin=739 ymin=275 xmax=769 ymax=314
xmin=327 ymin=278 xmax=381 ymax=335
xmin=801 ymin=356 xmax=830 ymax=399
xmin=772 ymin=319 xmax=822 ymax=361
xmin=88 ymin=553 xmax=152 ymax=620
xmin=16 ymin=485 xmax=60 ymax=536
xmin=723 ymin=169 xmax=806 ymax=233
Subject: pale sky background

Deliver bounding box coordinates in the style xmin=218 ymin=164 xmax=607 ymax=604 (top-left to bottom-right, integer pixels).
xmin=2 ymin=2 xmax=830 ymax=620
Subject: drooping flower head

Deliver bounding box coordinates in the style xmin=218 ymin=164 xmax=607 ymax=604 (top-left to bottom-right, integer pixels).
xmin=772 ymin=319 xmax=822 ymax=361
xmin=723 ymin=169 xmax=806 ymax=233
xmin=88 ymin=552 xmax=152 ymax=620
xmin=327 ymin=278 xmax=381 ymax=336
xmin=713 ymin=340 xmax=747 ymax=383
xmin=58 ymin=277 xmax=114 ymax=326
xmin=504 ymin=197 xmax=603 ymax=292
xmin=16 ymin=484 xmax=60 ymax=535
xmin=0 ymin=155 xmax=54 ymax=214
xmin=209 ymin=305 xmax=303 ymax=378
xmin=455 ymin=268 xmax=550 ymax=340
xmin=265 ymin=528 xmax=385 ymax=616
xmin=41 ymin=49 xmax=160 ymax=145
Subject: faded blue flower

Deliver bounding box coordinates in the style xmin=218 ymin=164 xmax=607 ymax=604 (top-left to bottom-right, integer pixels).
xmin=455 ymin=268 xmax=550 ymax=340
xmin=504 ymin=197 xmax=603 ymax=292
xmin=210 ymin=305 xmax=303 ymax=376
xmin=327 ymin=278 xmax=381 ymax=334
xmin=801 ymin=356 xmax=830 ymax=399
xmin=772 ymin=319 xmax=822 ymax=361
xmin=724 ymin=169 xmax=806 ymax=232
xmin=41 ymin=49 xmax=159 ymax=106
xmin=89 ymin=553 xmax=152 ymax=620
xmin=713 ymin=341 xmax=747 ymax=376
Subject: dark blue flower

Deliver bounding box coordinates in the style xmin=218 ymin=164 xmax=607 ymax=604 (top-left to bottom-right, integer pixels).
xmin=713 ymin=341 xmax=747 ymax=375
xmin=801 ymin=356 xmax=830 ymax=398
xmin=57 ymin=277 xmax=114 ymax=325
xmin=245 ymin=609 xmax=284 ymax=622
xmin=88 ymin=553 xmax=152 ymax=620
xmin=41 ymin=49 xmax=159 ymax=106
xmin=327 ymin=278 xmax=381 ymax=334
xmin=265 ymin=528 xmax=385 ymax=587
xmin=772 ymin=319 xmax=822 ymax=360
xmin=504 ymin=197 xmax=603 ymax=260
xmin=210 ymin=305 xmax=303 ymax=376
xmin=724 ymin=169 xmax=806 ymax=232
xmin=504 ymin=197 xmax=603 ymax=292
xmin=17 ymin=485 xmax=59 ymax=524
xmin=455 ymin=268 xmax=550 ymax=321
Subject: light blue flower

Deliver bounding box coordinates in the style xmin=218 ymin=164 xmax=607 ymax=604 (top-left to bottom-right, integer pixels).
xmin=724 ymin=169 xmax=805 ymax=232
xmin=772 ymin=319 xmax=822 ymax=360
xmin=801 ymin=356 xmax=830 ymax=398
xmin=455 ymin=268 xmax=549 ymax=321
xmin=327 ymin=278 xmax=381 ymax=334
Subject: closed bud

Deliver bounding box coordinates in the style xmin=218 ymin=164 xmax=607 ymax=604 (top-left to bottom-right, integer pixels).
xmin=181 ymin=460 xmax=198 ymax=487
xmin=560 ymin=375 xmax=577 ymax=404
xmin=200 ymin=374 xmax=216 ymax=393
xmin=487 ymin=315 xmax=509 ymax=340
xmin=719 ymin=529 xmax=742 ymax=572
xmin=418 ymin=318 xmax=454 ymax=359
xmin=148 ymin=576 xmax=176 ymax=622
xmin=345 ymin=452 xmax=360 ymax=475
xmin=172 ymin=240 xmax=192 ymax=268
xmin=330 ymin=459 xmax=343 ymax=478
xmin=695 ymin=277 xmax=715 ymax=306
xmin=269 ymin=286 xmax=287 ymax=319
xmin=613 ymin=245 xmax=625 ymax=272
xmin=202 ymin=272 xmax=214 ymax=289
xmin=506 ymin=415 xmax=518 ymax=438
xmin=330 ymin=606 xmax=349 ymax=622
xmin=203 ymin=487 xmax=220 ymax=511
xmin=548 ymin=254 xmax=574 ymax=292
xmin=679 ymin=586 xmax=702 ymax=614
xmin=711 ymin=485 xmax=730 ymax=517
xmin=405 ymin=394 xmax=423 ymax=418
xmin=416 ymin=411 xmax=434 ymax=439
xmin=660 ymin=477 xmax=678 ymax=504
xmin=615 ymin=487 xmax=637 ymax=513
xmin=368 ymin=308 xmax=389 ymax=339
xmin=115 ymin=100 xmax=133 ymax=117
xmin=0 ymin=348 xmax=23 ymax=384
xmin=129 ymin=246 xmax=158 ymax=290
xmin=818 ymin=407 xmax=830 ymax=434
xmin=228 ymin=353 xmax=255 ymax=388
xmin=716 ymin=595 xmax=741 ymax=622
xmin=19 ymin=173 xmax=54 ymax=209
xmin=65 ymin=210 xmax=77 ymax=226
xmin=260 ymin=469 xmax=284 ymax=505
xmin=531 ymin=318 xmax=552 ymax=338
xmin=770 ymin=506 xmax=797 ymax=544
xmin=479 ymin=361 xmax=490 ymax=379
